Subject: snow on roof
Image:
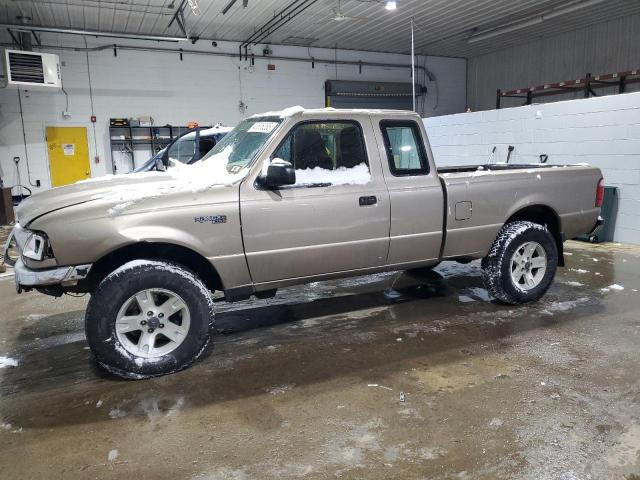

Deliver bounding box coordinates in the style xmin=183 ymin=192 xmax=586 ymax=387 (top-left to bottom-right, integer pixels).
xmin=250 ymin=105 xmax=306 ymax=119
xmin=180 ymin=124 xmax=233 ymax=140
xmin=200 ymin=124 xmax=234 ymax=135
xmin=250 ymin=105 xmax=418 ymax=119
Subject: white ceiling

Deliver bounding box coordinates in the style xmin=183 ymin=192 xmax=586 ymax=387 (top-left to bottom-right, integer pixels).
xmin=2 ymin=0 xmax=640 ymax=58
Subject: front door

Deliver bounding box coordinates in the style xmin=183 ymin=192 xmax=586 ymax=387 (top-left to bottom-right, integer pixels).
xmin=46 ymin=126 xmax=91 ymax=186
xmin=240 ymin=119 xmax=390 ymax=284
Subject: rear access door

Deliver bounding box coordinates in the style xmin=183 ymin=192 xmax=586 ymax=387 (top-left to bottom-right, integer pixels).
xmin=239 ymin=117 xmax=390 ymax=284
xmin=374 ymin=117 xmax=444 ymax=266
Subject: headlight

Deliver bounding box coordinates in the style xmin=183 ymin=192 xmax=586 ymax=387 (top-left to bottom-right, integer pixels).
xmin=22 ymin=232 xmax=48 ymax=261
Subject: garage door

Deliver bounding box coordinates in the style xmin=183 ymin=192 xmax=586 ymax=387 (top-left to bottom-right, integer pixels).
xmin=325 ymin=80 xmax=423 ymax=110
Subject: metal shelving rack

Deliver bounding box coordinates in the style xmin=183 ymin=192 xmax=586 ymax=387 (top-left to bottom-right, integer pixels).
xmin=496 ymin=69 xmax=640 ymax=109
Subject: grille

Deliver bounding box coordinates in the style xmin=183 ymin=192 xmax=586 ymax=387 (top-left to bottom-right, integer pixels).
xmin=8 ymin=52 xmax=45 ymax=84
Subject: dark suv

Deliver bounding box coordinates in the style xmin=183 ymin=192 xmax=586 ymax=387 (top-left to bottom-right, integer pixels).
xmin=133 ymin=125 xmax=232 ymax=172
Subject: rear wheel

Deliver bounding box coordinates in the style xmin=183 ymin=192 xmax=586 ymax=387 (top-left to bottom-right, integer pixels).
xmin=481 ymin=221 xmax=557 ymax=305
xmin=85 ymin=260 xmax=214 ymax=379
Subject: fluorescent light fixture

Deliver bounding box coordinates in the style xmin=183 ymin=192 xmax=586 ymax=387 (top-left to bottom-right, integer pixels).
xmin=187 ymin=0 xmax=201 ymax=15
xmin=385 ymin=1 xmax=397 ymax=11
xmin=468 ymin=0 xmax=608 ymax=44
xmin=468 ymin=17 xmax=543 ymax=43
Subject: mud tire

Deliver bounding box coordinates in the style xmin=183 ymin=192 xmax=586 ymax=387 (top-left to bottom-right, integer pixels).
xmin=85 ymin=260 xmax=214 ymax=379
xmin=481 ymin=221 xmax=557 ymax=305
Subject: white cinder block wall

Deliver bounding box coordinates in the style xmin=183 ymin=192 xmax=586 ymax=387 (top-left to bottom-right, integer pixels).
xmin=425 ymin=92 xmax=640 ymax=244
xmin=0 ymin=34 xmax=466 ymax=194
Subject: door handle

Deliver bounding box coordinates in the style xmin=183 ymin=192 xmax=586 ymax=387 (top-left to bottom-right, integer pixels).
xmin=359 ymin=195 xmax=377 ymax=206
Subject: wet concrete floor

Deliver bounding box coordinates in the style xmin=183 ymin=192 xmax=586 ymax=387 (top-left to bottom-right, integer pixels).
xmin=0 ymin=239 xmax=639 ymax=479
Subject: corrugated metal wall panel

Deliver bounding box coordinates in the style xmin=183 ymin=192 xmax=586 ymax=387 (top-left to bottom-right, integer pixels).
xmin=4 ymin=0 xmax=640 ymax=58
xmin=468 ymin=13 xmax=640 ymax=111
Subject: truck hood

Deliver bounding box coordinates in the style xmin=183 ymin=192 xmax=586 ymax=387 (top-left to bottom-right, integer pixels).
xmin=16 ymin=173 xmax=175 ymax=226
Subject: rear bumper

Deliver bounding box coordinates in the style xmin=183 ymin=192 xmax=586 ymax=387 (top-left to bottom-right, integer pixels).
xmin=13 ymin=259 xmax=92 ymax=292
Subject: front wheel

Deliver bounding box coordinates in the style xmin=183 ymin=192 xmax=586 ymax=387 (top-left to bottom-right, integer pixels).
xmin=85 ymin=260 xmax=214 ymax=379
xmin=481 ymin=221 xmax=558 ymax=305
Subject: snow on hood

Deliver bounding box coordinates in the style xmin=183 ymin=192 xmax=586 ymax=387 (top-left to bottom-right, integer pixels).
xmin=18 ymin=143 xmax=247 ymax=224
xmin=101 ymin=145 xmax=246 ymax=216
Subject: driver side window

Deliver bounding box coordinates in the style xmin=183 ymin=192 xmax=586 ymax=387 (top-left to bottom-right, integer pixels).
xmin=273 ymin=121 xmax=370 ymax=186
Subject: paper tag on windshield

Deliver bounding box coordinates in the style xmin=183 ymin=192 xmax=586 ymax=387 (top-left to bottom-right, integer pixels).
xmin=248 ymin=122 xmax=278 ymax=133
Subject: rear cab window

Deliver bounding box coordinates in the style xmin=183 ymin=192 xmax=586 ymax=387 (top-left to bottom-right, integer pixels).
xmin=272 ymin=120 xmax=371 ymax=187
xmin=379 ymin=120 xmax=429 ymax=176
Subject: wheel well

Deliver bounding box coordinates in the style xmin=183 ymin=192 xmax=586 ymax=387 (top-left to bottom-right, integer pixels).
xmin=506 ymin=205 xmax=564 ymax=266
xmin=86 ymin=242 xmax=223 ymax=293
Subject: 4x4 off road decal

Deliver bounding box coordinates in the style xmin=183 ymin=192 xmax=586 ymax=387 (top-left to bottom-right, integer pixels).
xmin=194 ymin=215 xmax=227 ymax=224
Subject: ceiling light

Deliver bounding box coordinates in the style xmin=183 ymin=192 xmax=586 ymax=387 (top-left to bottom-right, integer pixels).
xmin=468 ymin=0 xmax=608 ymax=44
xmin=187 ymin=0 xmax=200 ymax=16
xmin=385 ymin=1 xmax=397 ymax=11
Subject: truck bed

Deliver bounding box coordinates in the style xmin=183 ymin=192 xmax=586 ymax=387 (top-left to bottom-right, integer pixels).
xmin=436 ymin=163 xmax=601 ymax=260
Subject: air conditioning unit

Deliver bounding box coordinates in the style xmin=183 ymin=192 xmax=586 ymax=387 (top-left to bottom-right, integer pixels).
xmin=2 ymin=49 xmax=61 ymax=91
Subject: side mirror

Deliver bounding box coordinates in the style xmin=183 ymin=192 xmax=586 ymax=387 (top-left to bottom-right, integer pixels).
xmin=155 ymin=157 xmax=166 ymax=171
xmin=262 ymin=158 xmax=295 ymax=188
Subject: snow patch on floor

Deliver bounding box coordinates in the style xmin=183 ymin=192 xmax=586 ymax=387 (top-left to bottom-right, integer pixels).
xmin=601 ymin=284 xmax=624 ymax=293
xmin=0 ymin=356 xmax=18 ymax=368
xmin=569 ymin=268 xmax=589 ymax=274
xmin=267 ymin=384 xmax=294 ymax=395
xmin=109 ymin=408 xmax=126 ymax=419
xmin=541 ymin=297 xmax=589 ymax=315
xmin=489 ymin=417 xmax=504 ymax=429
xmin=562 ymin=281 xmax=584 ymax=287
xmin=193 ymin=466 xmax=250 ymax=480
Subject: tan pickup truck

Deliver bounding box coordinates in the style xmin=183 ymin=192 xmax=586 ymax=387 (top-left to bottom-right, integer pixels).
xmin=3 ymin=107 xmax=603 ymax=378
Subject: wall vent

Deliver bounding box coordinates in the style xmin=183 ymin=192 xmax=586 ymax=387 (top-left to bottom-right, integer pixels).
xmin=2 ymin=49 xmax=61 ymax=91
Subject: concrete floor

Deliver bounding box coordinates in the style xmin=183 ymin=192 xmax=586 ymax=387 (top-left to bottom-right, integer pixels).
xmin=0 ymin=237 xmax=639 ymax=480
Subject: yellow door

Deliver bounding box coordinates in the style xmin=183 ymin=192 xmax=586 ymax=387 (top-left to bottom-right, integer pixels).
xmin=46 ymin=127 xmax=91 ymax=187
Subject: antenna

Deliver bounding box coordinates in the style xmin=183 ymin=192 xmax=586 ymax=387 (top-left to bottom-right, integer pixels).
xmin=411 ymin=18 xmax=415 ymax=112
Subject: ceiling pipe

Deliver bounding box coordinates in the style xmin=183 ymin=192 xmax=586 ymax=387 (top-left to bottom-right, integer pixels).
xmin=0 ymin=23 xmax=187 ymax=43
xmin=467 ymin=0 xmax=609 ymax=44
xmin=221 ymin=0 xmax=240 ymax=15
xmin=240 ymin=0 xmax=318 ymax=54
xmin=0 ymin=41 xmax=426 ymax=73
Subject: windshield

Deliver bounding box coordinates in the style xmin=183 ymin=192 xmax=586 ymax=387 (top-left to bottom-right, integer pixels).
xmin=199 ymin=117 xmax=282 ymax=173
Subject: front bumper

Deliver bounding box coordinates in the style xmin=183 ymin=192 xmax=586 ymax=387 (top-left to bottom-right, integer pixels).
xmin=4 ymin=225 xmax=92 ymax=292
xmin=13 ymin=259 xmax=92 ymax=290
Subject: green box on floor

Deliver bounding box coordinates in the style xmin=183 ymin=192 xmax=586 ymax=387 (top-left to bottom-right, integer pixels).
xmin=576 ymin=186 xmax=618 ymax=243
